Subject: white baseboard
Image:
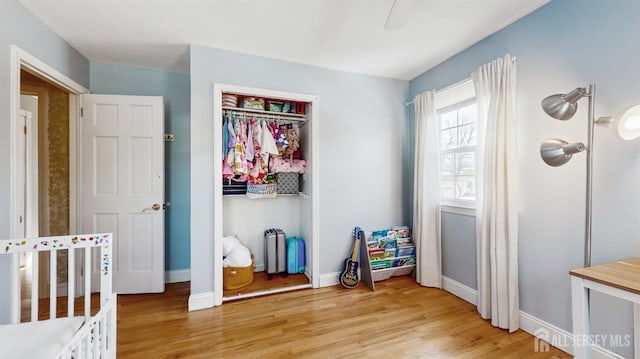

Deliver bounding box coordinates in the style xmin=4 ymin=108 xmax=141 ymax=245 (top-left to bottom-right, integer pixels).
xmin=441 ymin=276 xmax=624 ymax=359
xmin=165 ymin=269 xmax=190 ymax=283
xmin=519 ymin=311 xmax=625 ymax=358
xmin=519 ymin=310 xmax=574 ymax=355
xmin=188 ymin=292 xmax=215 ymax=311
xmin=319 ymin=271 xmax=340 ymax=287
xmin=590 ymin=345 xmax=626 ymax=359
xmin=442 ymin=275 xmax=477 ymax=305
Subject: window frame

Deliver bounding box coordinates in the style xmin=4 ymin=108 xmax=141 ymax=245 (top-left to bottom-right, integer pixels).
xmin=435 ymin=86 xmax=478 ymax=210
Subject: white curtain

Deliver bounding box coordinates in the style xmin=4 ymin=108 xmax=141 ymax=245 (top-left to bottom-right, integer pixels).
xmin=413 ymin=91 xmax=441 ymax=288
xmin=472 ymin=54 xmax=519 ymax=332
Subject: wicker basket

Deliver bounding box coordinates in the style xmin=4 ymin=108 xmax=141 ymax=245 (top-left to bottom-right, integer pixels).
xmin=246 ymin=183 xmax=277 ymax=199
xmin=223 ymin=259 xmax=256 ymax=290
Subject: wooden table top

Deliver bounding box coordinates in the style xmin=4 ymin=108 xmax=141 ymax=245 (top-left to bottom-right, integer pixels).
xmin=570 ymin=258 xmax=640 ymax=295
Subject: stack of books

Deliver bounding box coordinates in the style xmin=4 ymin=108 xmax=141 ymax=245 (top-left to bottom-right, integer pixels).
xmin=366 ymin=226 xmax=416 ymax=271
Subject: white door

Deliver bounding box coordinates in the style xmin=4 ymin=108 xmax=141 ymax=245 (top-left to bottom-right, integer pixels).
xmin=81 ymin=94 xmax=165 ymax=294
xmin=19 ymin=101 xmax=39 ymax=241
xmin=15 ymin=109 xmax=38 ymax=237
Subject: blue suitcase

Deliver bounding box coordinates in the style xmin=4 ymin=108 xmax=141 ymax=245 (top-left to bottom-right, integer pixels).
xmin=286 ymin=237 xmax=305 ymax=274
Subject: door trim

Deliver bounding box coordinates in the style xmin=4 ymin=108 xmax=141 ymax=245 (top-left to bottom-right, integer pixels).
xmin=208 ymin=83 xmax=320 ymax=308
xmin=9 ymin=45 xmax=89 ymax=322
xmin=10 ymin=45 xmax=89 ymax=237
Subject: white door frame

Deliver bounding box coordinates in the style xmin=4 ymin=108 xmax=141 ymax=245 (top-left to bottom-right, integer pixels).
xmin=210 ymin=83 xmax=320 ymax=307
xmin=10 ymin=45 xmax=88 ymax=236
xmin=9 ymin=45 xmax=88 ymax=322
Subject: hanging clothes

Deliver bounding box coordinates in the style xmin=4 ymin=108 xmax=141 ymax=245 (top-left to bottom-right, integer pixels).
xmin=222 ymin=115 xmax=229 ymax=158
xmin=233 ymin=120 xmax=248 ymax=177
xmin=275 ymin=124 xmax=290 ymax=155
xmin=248 ymin=119 xmax=265 ymax=184
xmin=225 ymin=119 xmax=236 ymax=168
xmin=284 ymin=124 xmax=299 ymax=158
xmin=261 ymin=119 xmax=279 ymax=167
xmin=222 ymin=111 xmax=305 ymax=185
xmin=253 ymin=118 xmax=263 ymax=154
xmin=245 ymin=119 xmax=255 ymax=162
xmin=261 ymin=120 xmax=279 ymax=155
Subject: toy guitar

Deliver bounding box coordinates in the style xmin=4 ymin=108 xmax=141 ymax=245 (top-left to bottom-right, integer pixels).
xmin=340 ymin=227 xmax=362 ymax=288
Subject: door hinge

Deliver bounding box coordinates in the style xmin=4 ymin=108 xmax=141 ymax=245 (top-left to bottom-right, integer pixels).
xmin=24 ymin=126 xmax=27 ymax=135
xmin=81 ymin=108 xmax=84 ymax=117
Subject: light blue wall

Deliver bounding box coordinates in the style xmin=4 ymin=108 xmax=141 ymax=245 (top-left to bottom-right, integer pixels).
xmin=0 ymin=0 xmax=89 ymax=324
xmin=408 ymin=0 xmax=640 ymax=356
xmin=189 ymin=46 xmax=409 ymax=295
xmin=90 ymin=62 xmax=191 ymax=271
xmin=441 ymin=211 xmax=476 ymax=289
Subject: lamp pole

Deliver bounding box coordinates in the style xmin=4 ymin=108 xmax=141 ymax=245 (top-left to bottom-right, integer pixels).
xmin=540 ymin=84 xmax=597 ymax=268
xmin=585 ymin=84 xmax=595 ymax=268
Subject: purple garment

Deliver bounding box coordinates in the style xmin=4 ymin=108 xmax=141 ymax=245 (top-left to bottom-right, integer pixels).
xmin=245 ymin=120 xmax=255 ymax=161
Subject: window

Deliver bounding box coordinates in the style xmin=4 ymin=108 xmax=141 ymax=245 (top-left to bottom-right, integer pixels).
xmin=435 ymin=79 xmax=477 ymax=207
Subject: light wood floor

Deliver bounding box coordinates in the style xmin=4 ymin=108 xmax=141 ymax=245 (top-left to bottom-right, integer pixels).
xmin=223 ymin=272 xmax=310 ymax=298
xmin=117 ymin=276 xmax=570 ymax=358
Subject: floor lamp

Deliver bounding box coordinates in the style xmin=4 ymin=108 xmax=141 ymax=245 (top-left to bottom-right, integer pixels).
xmin=539 ymin=84 xmax=640 ymax=268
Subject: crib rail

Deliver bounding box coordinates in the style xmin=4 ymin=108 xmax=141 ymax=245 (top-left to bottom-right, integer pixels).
xmin=54 ymin=294 xmax=117 ymax=359
xmin=1 ymin=233 xmax=115 ymax=359
xmin=1 ymin=233 xmax=112 ymax=323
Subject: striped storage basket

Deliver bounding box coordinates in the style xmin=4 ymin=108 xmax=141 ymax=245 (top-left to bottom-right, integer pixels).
xmin=246 ymin=183 xmax=277 ymax=199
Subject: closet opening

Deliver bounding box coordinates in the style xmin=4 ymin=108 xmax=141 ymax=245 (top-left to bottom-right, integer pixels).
xmin=212 ymin=84 xmax=320 ymax=305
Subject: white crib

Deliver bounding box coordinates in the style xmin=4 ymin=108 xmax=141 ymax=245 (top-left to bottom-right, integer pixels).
xmin=0 ymin=233 xmax=116 ymax=359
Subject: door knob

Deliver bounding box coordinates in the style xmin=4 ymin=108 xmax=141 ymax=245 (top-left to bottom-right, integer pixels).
xmin=143 ymin=203 xmax=161 ymax=212
xmin=143 ymin=203 xmax=168 ymax=212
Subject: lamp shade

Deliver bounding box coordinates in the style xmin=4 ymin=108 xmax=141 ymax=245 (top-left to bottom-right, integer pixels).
xmin=540 ymin=138 xmax=586 ymax=167
xmin=541 ymin=87 xmax=587 ymax=121
xmin=611 ymin=105 xmax=640 ymax=140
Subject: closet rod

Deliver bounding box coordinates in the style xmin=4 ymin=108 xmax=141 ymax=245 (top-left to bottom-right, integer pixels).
xmin=223 ymin=110 xmax=305 ymax=123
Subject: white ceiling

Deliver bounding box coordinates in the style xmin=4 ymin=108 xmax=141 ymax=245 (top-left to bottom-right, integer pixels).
xmin=19 ymin=0 xmax=550 ymax=81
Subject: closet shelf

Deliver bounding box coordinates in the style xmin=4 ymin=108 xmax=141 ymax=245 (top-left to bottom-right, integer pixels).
xmin=223 ymin=106 xmax=306 ymax=122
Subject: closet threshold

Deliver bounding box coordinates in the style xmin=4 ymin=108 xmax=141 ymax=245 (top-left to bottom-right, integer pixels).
xmin=223 ymin=106 xmax=307 ymax=122
xmin=222 ymin=283 xmax=312 ymax=302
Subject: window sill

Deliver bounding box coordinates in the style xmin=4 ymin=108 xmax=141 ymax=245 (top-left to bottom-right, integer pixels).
xmin=440 ymin=204 xmax=476 ymax=217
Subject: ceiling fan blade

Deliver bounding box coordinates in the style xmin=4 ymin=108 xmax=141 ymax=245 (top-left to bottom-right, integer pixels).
xmin=384 ymin=0 xmax=417 ymax=30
